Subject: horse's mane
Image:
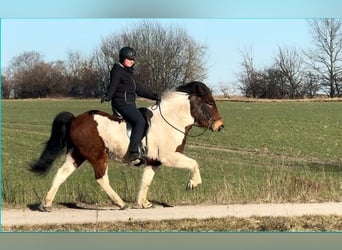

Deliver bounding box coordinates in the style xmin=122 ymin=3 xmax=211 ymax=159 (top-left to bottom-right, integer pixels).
xmin=175 ymin=81 xmax=211 ymax=96
xmin=160 ymin=81 xmax=211 ymax=102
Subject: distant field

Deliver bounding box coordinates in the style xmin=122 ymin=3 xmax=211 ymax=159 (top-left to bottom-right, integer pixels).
xmin=2 ymin=99 xmax=342 ymax=207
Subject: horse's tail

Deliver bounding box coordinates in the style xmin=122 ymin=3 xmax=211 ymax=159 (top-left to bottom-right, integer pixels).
xmin=30 ymin=111 xmax=75 ymax=174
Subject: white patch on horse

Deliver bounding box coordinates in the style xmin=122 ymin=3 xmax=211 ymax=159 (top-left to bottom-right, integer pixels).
xmin=93 ymin=114 xmax=129 ymax=158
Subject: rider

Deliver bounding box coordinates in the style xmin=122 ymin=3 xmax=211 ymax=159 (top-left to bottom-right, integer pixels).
xmin=103 ymin=46 xmax=160 ymax=166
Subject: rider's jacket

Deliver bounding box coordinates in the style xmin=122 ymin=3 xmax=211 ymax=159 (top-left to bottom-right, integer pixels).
xmin=107 ymin=63 xmax=158 ymax=106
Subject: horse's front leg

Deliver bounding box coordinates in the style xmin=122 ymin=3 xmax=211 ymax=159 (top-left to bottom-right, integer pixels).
xmin=186 ymin=160 xmax=202 ymax=190
xmin=137 ymin=165 xmax=155 ymax=208
xmin=163 ymin=152 xmax=202 ymax=190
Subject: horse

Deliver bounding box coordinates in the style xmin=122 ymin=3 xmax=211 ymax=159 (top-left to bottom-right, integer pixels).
xmin=30 ymin=81 xmax=224 ymax=211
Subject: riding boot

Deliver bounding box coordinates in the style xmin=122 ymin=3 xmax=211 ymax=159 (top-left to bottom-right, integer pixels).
xmin=128 ymin=152 xmax=144 ymax=166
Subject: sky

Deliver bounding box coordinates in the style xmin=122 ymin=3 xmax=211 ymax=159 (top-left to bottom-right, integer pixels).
xmin=1 ymin=18 xmax=313 ymax=94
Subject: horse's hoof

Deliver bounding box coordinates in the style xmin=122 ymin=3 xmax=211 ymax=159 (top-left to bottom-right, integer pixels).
xmin=39 ymin=203 xmax=52 ymax=212
xmin=186 ymin=181 xmax=194 ymax=191
xmin=142 ymin=201 xmax=153 ymax=209
xmin=119 ymin=204 xmax=129 ymax=210
xmin=137 ymin=201 xmax=153 ymax=209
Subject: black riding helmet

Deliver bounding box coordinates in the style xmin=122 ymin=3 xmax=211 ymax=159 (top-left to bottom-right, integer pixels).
xmin=119 ymin=47 xmax=136 ymax=63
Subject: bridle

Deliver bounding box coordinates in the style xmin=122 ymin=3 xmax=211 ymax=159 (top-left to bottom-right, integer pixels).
xmin=151 ymin=101 xmax=211 ymax=138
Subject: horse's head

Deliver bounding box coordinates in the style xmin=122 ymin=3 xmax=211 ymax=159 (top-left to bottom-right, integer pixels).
xmin=176 ymin=81 xmax=224 ymax=132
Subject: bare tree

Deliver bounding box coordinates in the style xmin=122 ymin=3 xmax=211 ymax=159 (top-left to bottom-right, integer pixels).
xmin=93 ymin=21 xmax=207 ymax=95
xmin=274 ymin=46 xmax=305 ymax=98
xmin=263 ymin=67 xmax=288 ymax=99
xmin=237 ymin=48 xmax=265 ymax=97
xmin=302 ymin=71 xmax=320 ymax=98
xmin=65 ymin=51 xmax=102 ymax=97
xmin=4 ymin=51 xmax=51 ymax=98
xmin=218 ymin=82 xmax=230 ymax=97
xmin=92 ymin=34 xmax=123 ymax=96
xmin=305 ymin=19 xmax=342 ymax=97
xmin=48 ymin=60 xmax=69 ymax=97
xmin=237 ymin=47 xmax=299 ymax=99
xmin=1 ymin=74 xmax=11 ymax=98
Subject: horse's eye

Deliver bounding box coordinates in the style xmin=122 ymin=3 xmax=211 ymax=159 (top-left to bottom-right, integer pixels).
xmin=206 ymin=102 xmax=214 ymax=108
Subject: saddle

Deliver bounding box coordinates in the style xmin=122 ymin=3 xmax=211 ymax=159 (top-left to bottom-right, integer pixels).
xmin=112 ymin=107 xmax=153 ymax=156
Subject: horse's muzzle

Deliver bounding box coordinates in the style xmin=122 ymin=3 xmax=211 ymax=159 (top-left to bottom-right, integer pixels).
xmin=212 ymin=119 xmax=224 ymax=132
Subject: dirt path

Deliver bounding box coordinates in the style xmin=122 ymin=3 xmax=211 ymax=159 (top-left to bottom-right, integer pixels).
xmin=2 ymin=202 xmax=342 ymax=226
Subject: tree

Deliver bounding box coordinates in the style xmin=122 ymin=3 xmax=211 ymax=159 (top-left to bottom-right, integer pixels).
xmin=238 ymin=45 xmax=321 ymax=99
xmin=4 ymin=51 xmax=49 ymax=98
xmin=3 ymin=51 xmax=71 ymax=98
xmin=93 ymin=21 xmax=207 ymax=95
xmin=1 ymin=74 xmax=11 ymax=98
xmin=263 ymin=67 xmax=288 ymax=99
xmin=305 ymin=19 xmax=342 ymax=97
xmin=65 ymin=51 xmax=102 ymax=97
xmin=92 ymin=35 xmax=124 ymax=97
xmin=302 ymin=71 xmax=320 ymax=98
xmin=218 ymin=82 xmax=230 ymax=97
xmin=274 ymin=46 xmax=305 ymax=98
xmin=48 ymin=60 xmax=69 ymax=97
xmin=237 ymin=48 xmax=266 ymax=98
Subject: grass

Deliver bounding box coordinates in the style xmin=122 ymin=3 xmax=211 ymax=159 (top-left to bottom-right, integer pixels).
xmin=190 ymin=101 xmax=342 ymax=161
xmin=4 ymin=215 xmax=342 ymax=232
xmin=2 ymin=99 xmax=342 ymax=207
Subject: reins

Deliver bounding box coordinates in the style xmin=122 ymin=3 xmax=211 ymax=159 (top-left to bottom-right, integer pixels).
xmin=151 ymin=102 xmax=209 ymax=138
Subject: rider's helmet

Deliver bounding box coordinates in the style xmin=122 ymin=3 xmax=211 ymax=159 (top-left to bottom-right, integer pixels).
xmin=119 ymin=47 xmax=136 ymax=62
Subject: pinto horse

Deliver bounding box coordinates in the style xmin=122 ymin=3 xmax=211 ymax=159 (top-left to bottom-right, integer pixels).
xmin=30 ymin=81 xmax=224 ymax=211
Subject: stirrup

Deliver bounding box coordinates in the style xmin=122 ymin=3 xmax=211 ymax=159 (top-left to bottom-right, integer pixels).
xmin=131 ymin=158 xmax=144 ymax=166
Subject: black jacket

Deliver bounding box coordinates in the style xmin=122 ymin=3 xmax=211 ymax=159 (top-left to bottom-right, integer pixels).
xmin=107 ymin=63 xmax=158 ymax=107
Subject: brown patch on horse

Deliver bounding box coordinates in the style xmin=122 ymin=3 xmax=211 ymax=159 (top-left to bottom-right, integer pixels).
xmin=70 ymin=112 xmax=108 ymax=179
xmin=70 ymin=147 xmax=85 ymax=168
xmin=175 ymin=125 xmax=192 ymax=153
xmin=146 ymin=158 xmax=162 ymax=167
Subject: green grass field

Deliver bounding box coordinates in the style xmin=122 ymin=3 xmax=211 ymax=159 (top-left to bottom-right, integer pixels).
xmin=2 ymin=99 xmax=342 ymax=207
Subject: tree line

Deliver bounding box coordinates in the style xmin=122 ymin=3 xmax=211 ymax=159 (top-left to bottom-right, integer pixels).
xmin=237 ymin=19 xmax=342 ymax=98
xmin=2 ymin=19 xmax=342 ymax=99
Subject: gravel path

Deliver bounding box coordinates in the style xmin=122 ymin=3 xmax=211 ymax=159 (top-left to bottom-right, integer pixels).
xmin=2 ymin=202 xmax=342 ymax=226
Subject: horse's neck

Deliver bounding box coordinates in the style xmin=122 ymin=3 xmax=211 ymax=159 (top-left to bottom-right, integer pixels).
xmin=159 ymin=93 xmax=194 ymax=128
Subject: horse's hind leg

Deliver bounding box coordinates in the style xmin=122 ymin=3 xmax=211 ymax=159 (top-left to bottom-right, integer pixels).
xmin=92 ymin=157 xmax=127 ymax=210
xmin=96 ymin=168 xmax=127 ymax=210
xmin=137 ymin=166 xmax=156 ymax=208
xmin=40 ymin=153 xmax=79 ymax=212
